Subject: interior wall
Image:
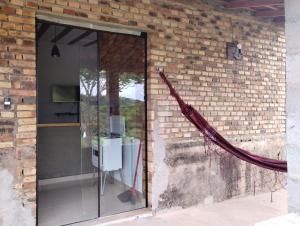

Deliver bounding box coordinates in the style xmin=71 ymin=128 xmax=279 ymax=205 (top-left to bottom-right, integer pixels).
xmin=37 ymin=40 xmax=79 ymax=124
xmin=37 ymin=29 xmax=94 ymax=180
xmin=37 ymin=127 xmax=84 ymax=179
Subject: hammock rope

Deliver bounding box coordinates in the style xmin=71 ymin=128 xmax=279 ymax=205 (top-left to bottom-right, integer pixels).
xmin=158 ymin=70 xmax=287 ymax=173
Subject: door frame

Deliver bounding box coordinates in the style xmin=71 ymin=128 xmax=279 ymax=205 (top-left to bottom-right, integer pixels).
xmin=35 ymin=18 xmax=148 ymax=225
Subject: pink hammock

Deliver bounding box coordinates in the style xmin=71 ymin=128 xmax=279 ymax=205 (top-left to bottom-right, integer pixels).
xmin=158 ymin=70 xmax=287 ymax=172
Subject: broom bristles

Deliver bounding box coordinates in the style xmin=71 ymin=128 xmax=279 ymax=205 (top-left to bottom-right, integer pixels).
xmin=117 ymin=188 xmax=139 ymax=204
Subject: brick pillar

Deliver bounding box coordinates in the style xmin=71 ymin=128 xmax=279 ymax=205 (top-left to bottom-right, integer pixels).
xmin=285 ymin=0 xmax=300 ymax=212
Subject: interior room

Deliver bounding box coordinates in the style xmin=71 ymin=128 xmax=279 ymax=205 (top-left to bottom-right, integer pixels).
xmin=36 ymin=21 xmax=146 ymax=226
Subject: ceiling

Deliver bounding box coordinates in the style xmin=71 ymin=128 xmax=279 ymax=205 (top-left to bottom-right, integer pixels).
xmin=37 ymin=23 xmax=97 ymax=46
xmin=221 ymin=0 xmax=284 ymax=22
xmin=37 ymin=22 xmax=144 ymax=74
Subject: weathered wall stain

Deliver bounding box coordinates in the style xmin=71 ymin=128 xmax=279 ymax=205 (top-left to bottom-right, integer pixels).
xmin=152 ymin=117 xmax=169 ymax=210
xmin=245 ymin=163 xmax=252 ymax=192
xmin=166 ymin=141 xmax=204 ymax=150
xmin=0 ymin=155 xmax=34 ymax=226
xmin=220 ymin=155 xmax=241 ymax=199
xmin=158 ymin=135 xmax=286 ymax=210
xmin=158 ymin=186 xmax=184 ymax=208
xmin=164 ymin=151 xmax=208 ymax=167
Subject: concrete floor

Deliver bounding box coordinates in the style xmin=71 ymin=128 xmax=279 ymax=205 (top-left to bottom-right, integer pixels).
xmin=111 ymin=189 xmax=288 ymax=226
xmin=255 ymin=213 xmax=300 ymax=226
xmin=38 ymin=178 xmax=145 ymax=226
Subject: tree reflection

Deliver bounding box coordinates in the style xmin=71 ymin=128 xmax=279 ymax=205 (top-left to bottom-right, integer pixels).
xmin=80 ymin=68 xmax=144 ymax=145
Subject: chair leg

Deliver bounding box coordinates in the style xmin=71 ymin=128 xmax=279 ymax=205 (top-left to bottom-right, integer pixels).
xmin=100 ymin=171 xmax=103 ymax=195
xmin=100 ymin=171 xmax=113 ymax=195
xmin=92 ymin=167 xmax=96 ymax=186
xmin=110 ymin=171 xmax=115 ymax=184
xmin=102 ymin=172 xmax=107 ymax=195
xmin=119 ymin=168 xmax=126 ymax=190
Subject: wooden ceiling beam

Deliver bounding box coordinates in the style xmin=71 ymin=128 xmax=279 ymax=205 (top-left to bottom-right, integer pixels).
xmin=68 ymin=30 xmax=93 ymax=45
xmin=255 ymin=8 xmax=284 ymax=17
xmin=51 ymin=27 xmax=72 ymax=43
xmin=225 ymin=0 xmax=284 ymax=9
xmin=37 ymin=23 xmax=50 ymax=40
xmin=83 ymin=40 xmax=97 ymax=47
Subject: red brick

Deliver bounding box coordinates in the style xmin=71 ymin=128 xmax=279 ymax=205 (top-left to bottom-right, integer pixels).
xmin=1 ymin=6 xmax=16 ymax=14
xmin=10 ymin=89 xmax=36 ymax=97
xmin=63 ymin=8 xmax=76 ymax=16
xmin=26 ymin=1 xmax=38 ymax=8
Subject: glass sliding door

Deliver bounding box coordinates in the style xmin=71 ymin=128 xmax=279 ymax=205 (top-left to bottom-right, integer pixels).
xmin=98 ymin=32 xmax=146 ymax=216
xmin=37 ymin=22 xmax=99 ymax=226
xmin=37 ymin=20 xmax=146 ymax=225
xmin=78 ymin=30 xmax=99 ymax=222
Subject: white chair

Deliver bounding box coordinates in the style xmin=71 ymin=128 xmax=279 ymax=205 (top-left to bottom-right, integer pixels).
xmin=92 ymin=137 xmax=123 ymax=194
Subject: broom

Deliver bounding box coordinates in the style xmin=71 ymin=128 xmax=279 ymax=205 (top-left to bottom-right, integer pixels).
xmin=118 ymin=140 xmax=142 ymax=204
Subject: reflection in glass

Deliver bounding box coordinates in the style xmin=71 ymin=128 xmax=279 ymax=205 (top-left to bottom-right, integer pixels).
xmin=37 ymin=21 xmax=146 ymax=225
xmin=98 ymin=32 xmax=146 ymax=216
xmin=37 ymin=22 xmax=99 ymax=226
xmin=79 ymin=53 xmax=99 ymax=221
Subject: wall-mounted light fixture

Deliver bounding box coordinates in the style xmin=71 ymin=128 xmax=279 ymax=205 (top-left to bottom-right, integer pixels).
xmin=227 ymin=18 xmax=243 ymax=61
xmin=226 ymin=41 xmax=243 ymax=60
xmin=4 ymin=96 xmax=11 ymax=109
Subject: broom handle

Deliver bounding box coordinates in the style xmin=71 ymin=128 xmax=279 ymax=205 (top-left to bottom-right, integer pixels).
xmin=132 ymin=140 xmax=142 ymax=189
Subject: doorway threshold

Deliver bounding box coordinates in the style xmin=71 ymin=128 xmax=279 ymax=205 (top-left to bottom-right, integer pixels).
xmin=70 ymin=208 xmax=153 ymax=226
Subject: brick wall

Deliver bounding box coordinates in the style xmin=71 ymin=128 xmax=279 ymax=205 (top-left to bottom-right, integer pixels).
xmin=0 ymin=0 xmax=285 ymax=223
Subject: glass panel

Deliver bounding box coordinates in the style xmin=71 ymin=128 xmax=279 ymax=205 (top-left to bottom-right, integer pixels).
xmin=98 ymin=32 xmax=146 ymax=216
xmin=37 ymin=21 xmax=146 ymax=224
xmin=37 ymin=22 xmax=98 ymax=226
xmin=79 ymin=30 xmax=99 ymax=221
